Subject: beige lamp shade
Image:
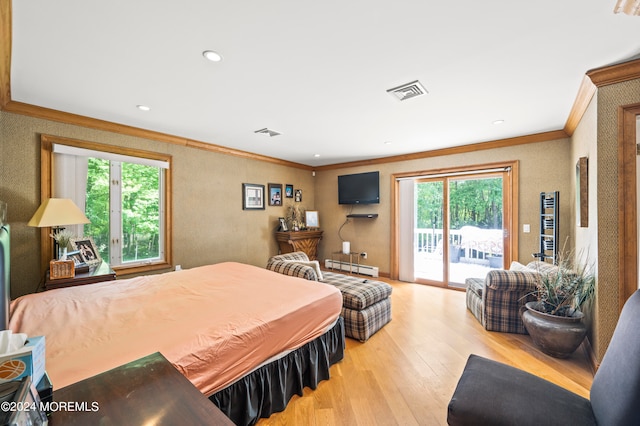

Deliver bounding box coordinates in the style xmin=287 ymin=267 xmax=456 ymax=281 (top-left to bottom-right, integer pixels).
xmin=614 ymin=0 xmax=640 ymax=15
xmin=28 ymin=198 xmax=90 ymax=228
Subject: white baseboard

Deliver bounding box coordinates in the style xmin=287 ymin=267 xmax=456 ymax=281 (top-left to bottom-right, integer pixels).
xmin=324 ymin=259 xmax=379 ymax=277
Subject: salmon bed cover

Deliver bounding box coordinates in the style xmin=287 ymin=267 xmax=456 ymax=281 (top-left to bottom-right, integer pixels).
xmin=9 ymin=262 xmax=343 ymax=395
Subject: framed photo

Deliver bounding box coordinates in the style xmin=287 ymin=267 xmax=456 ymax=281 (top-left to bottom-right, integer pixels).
xmin=305 ymin=211 xmax=319 ymax=228
xmin=278 ymin=217 xmax=288 ymax=231
xmin=268 ymin=183 xmax=283 ymax=206
xmin=70 ymin=236 xmax=102 ymax=265
xmin=294 ymin=189 xmax=302 ymax=202
xmin=285 ymin=184 xmax=294 ymax=198
xmin=66 ymin=250 xmax=85 ymax=266
xmin=242 ymin=183 xmax=265 ymax=210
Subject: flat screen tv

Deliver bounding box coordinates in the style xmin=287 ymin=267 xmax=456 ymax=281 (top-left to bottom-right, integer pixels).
xmin=338 ymin=171 xmax=380 ymax=205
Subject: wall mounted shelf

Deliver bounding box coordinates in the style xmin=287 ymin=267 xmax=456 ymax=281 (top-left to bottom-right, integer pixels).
xmin=346 ymin=214 xmax=378 ymax=219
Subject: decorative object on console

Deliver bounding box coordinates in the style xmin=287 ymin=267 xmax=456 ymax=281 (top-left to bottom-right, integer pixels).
xmin=242 ymin=183 xmax=265 ymax=210
xmin=268 ymin=183 xmax=283 ymax=206
xmin=66 ymin=250 xmax=89 ymax=273
xmin=278 ymin=217 xmax=288 ymax=231
xmin=305 ymin=210 xmax=319 ymax=229
xmin=69 ymin=236 xmax=101 ymax=266
xmin=49 ymin=259 xmax=75 ymax=280
xmin=342 ymin=241 xmax=350 ymax=254
xmin=27 ymin=198 xmax=90 ymax=260
xmin=285 ymin=203 xmax=305 ymax=230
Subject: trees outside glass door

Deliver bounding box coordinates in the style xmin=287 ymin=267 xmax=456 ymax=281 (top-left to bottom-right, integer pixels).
xmin=415 ymin=173 xmax=506 ymax=288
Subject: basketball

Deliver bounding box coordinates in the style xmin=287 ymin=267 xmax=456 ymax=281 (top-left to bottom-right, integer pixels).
xmin=0 ymin=359 xmax=26 ymax=380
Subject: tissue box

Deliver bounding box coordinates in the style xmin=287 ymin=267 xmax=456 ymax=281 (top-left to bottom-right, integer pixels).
xmin=0 ymin=336 xmax=45 ymax=385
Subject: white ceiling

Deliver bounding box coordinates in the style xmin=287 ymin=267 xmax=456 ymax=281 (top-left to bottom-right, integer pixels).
xmin=10 ymin=1 xmax=640 ymax=166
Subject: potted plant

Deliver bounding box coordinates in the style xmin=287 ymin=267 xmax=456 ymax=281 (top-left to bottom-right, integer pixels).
xmin=521 ymin=252 xmax=595 ymax=358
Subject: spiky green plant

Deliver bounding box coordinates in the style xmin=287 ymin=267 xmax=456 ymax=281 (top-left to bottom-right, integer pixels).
xmin=532 ymin=252 xmax=595 ymax=317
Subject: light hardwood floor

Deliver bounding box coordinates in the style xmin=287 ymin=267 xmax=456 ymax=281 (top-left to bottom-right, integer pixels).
xmin=257 ymin=278 xmax=594 ymax=425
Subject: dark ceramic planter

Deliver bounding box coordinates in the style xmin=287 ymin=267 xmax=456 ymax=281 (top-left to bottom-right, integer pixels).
xmin=522 ymin=301 xmax=587 ymax=358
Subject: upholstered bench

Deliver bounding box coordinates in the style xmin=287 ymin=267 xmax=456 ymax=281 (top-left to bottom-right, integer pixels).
xmin=267 ymin=252 xmax=392 ymax=342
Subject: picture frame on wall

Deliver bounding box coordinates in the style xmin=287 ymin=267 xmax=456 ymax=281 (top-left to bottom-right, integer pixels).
xmin=268 ymin=183 xmax=283 ymax=206
xmin=242 ymin=183 xmax=265 ymax=210
xmin=70 ymin=236 xmax=102 ymax=266
xmin=285 ymin=184 xmax=294 ymax=198
xmin=576 ymin=157 xmax=588 ymax=227
xmin=294 ymin=189 xmax=302 ymax=202
xmin=305 ymin=211 xmax=319 ymax=229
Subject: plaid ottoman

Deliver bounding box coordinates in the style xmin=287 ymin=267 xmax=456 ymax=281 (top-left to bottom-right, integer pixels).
xmin=322 ymin=271 xmax=392 ymax=342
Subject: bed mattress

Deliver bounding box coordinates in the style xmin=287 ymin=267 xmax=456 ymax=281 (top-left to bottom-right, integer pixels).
xmin=9 ymin=262 xmax=343 ymax=395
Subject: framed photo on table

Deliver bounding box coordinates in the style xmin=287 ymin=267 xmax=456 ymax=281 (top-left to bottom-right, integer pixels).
xmin=305 ymin=211 xmax=319 ymax=229
xmin=242 ymin=183 xmax=265 ymax=210
xmin=70 ymin=236 xmax=102 ymax=266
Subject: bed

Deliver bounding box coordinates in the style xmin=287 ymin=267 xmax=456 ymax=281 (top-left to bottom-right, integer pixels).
xmin=8 ymin=261 xmax=345 ymax=425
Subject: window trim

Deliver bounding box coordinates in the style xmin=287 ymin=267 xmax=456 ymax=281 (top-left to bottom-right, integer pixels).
xmin=39 ymin=134 xmax=173 ymax=276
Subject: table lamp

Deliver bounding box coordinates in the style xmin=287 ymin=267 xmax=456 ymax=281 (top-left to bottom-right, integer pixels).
xmin=28 ymin=198 xmax=90 ymax=259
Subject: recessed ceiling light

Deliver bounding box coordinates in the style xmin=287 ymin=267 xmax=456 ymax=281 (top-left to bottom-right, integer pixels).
xmin=202 ymin=50 xmax=223 ymax=62
xmin=493 ymin=119 xmax=505 ymax=125
xmin=136 ymin=105 xmax=151 ymax=111
xmin=314 ymin=154 xmax=321 ymax=158
xmin=384 ymin=141 xmax=392 ymax=145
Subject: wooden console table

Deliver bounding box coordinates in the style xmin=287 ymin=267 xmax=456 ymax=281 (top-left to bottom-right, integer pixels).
xmin=276 ymin=230 xmax=323 ymax=260
xmin=50 ymin=352 xmax=233 ymax=425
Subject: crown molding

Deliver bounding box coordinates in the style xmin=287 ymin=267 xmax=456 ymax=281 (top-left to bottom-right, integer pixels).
xmin=587 ymin=58 xmax=640 ymax=87
xmin=564 ymin=75 xmax=597 ymax=136
xmin=315 ymin=130 xmax=569 ymax=171
xmin=3 ymin=100 xmax=312 ymax=170
xmin=563 ymin=58 xmax=640 ymax=136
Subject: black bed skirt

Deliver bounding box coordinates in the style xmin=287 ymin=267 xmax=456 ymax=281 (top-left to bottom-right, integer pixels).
xmin=210 ymin=317 xmax=345 ymax=426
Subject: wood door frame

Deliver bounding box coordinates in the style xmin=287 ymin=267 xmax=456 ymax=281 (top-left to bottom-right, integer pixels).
xmin=390 ymin=161 xmax=518 ymax=282
xmin=618 ymin=103 xmax=640 ymax=310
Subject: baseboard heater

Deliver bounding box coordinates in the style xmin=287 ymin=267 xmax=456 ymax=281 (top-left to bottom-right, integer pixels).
xmin=324 ymin=259 xmax=379 ymax=277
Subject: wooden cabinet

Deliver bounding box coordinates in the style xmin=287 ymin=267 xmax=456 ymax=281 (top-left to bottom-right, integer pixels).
xmin=276 ymin=230 xmax=323 ymax=260
xmin=45 ymin=261 xmax=116 ymax=290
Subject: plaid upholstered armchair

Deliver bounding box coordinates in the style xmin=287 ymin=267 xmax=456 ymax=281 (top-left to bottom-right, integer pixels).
xmin=465 ymin=261 xmax=557 ymax=334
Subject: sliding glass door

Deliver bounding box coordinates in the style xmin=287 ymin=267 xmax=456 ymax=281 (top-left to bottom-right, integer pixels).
xmin=412 ymin=171 xmax=509 ymax=288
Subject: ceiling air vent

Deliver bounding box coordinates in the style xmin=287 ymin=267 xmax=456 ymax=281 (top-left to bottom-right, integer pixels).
xmin=254 ymin=128 xmax=281 ymax=137
xmin=387 ymin=80 xmax=428 ymax=101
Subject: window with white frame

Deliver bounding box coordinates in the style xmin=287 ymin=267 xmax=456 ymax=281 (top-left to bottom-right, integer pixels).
xmin=52 ymin=143 xmax=169 ymax=269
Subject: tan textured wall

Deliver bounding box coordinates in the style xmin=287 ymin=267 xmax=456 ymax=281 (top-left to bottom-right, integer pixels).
xmin=0 ymin=111 xmax=314 ymax=298
xmin=594 ymin=78 xmax=640 ymax=361
xmin=570 ymin=94 xmax=599 ymax=352
xmin=315 ymin=138 xmax=572 ymax=275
